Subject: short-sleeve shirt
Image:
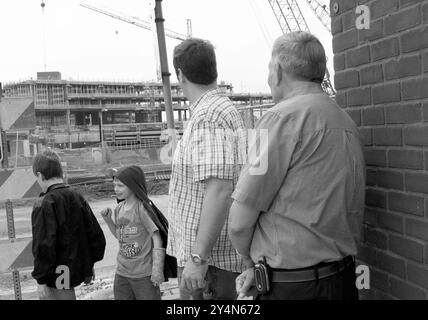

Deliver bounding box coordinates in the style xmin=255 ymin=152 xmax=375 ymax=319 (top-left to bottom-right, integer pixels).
xmin=231 ymin=92 xmax=365 ymax=269
xmin=115 ymin=201 xmax=158 ymax=278
xmin=166 ymin=88 xmax=247 ymax=273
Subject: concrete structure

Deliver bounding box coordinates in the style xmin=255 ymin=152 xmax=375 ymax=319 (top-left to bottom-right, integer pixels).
xmin=2 ymin=72 xmax=271 ymax=149
xmin=331 ymin=0 xmax=428 ymax=299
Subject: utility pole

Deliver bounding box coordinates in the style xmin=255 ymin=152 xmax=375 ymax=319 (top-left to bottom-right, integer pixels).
xmin=154 ymin=0 xmax=176 ymax=151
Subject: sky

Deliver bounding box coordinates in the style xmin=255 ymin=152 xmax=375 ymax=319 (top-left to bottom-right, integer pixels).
xmin=0 ymin=0 xmax=333 ymax=94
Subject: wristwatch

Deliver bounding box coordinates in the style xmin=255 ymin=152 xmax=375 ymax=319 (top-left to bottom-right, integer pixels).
xmin=190 ymin=253 xmax=208 ymax=265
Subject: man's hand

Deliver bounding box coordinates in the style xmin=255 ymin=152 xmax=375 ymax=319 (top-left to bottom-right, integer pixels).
xmin=236 ymin=267 xmax=255 ymax=299
xmin=180 ymin=260 xmax=209 ymax=293
xmin=100 ymin=208 xmax=112 ymax=221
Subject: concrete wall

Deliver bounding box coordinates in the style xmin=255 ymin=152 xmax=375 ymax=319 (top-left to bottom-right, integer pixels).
xmin=331 ymin=0 xmax=428 ymax=299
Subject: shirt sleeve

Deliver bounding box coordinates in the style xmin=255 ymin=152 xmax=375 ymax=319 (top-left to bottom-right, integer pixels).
xmin=190 ymin=120 xmax=237 ymax=182
xmin=231 ymin=111 xmax=298 ymax=213
xmin=31 ymin=199 xmax=57 ymax=285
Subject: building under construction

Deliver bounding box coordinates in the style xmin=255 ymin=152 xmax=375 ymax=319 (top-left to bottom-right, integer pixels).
xmin=0 ymin=71 xmax=271 ymax=157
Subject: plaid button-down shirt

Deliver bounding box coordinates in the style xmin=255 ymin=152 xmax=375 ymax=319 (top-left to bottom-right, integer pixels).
xmin=166 ymin=88 xmax=247 ymax=273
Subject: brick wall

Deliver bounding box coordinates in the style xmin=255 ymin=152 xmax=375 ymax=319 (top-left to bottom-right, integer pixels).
xmin=330 ymin=0 xmax=428 ymax=299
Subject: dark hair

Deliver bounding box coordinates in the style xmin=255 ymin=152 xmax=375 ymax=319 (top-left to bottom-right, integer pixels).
xmin=173 ymin=38 xmax=217 ymax=85
xmin=32 ymin=149 xmax=63 ymax=180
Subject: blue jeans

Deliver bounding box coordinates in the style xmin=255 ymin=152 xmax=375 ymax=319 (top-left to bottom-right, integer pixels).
xmin=177 ymin=266 xmax=240 ymax=300
xmin=113 ymin=273 xmax=161 ymax=300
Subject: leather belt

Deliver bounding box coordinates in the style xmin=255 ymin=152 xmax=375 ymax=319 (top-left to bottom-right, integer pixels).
xmin=271 ymin=256 xmax=355 ymax=283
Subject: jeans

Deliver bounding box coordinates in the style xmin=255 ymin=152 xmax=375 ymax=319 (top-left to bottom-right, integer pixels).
xmin=177 ymin=265 xmax=240 ymax=300
xmin=113 ymin=273 xmax=161 ymax=300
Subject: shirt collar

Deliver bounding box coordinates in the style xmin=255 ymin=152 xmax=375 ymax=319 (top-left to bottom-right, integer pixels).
xmin=189 ymin=88 xmax=224 ymax=114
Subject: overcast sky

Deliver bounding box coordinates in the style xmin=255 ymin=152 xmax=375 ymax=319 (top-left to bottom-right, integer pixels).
xmin=0 ymin=0 xmax=333 ymax=93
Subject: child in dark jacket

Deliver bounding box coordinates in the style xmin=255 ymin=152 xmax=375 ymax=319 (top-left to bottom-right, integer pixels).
xmin=100 ymin=165 xmax=165 ymax=300
xmin=31 ymin=149 xmax=106 ymax=300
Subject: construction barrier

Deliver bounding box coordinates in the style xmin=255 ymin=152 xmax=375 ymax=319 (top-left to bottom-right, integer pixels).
xmin=0 ymin=167 xmax=41 ymax=202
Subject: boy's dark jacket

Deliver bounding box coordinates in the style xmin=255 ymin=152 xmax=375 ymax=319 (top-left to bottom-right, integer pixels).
xmin=31 ymin=183 xmax=106 ymax=288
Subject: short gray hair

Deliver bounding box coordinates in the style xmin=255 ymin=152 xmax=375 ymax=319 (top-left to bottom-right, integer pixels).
xmin=272 ymin=31 xmax=326 ymax=83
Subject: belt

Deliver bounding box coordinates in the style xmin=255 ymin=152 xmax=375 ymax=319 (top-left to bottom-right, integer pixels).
xmin=271 ymin=256 xmax=355 ymax=283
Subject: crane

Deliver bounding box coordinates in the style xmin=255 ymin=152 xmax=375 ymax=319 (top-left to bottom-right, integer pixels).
xmin=267 ymin=0 xmax=336 ymax=96
xmin=305 ymin=0 xmax=331 ymax=32
xmin=80 ymin=3 xmax=189 ymax=41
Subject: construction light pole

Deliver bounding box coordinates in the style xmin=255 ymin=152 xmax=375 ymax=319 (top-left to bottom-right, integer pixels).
xmin=154 ymin=0 xmax=177 ymax=152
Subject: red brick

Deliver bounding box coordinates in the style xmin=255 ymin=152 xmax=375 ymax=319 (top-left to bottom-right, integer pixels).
xmin=342 ymin=10 xmax=356 ymax=31
xmin=372 ymin=37 xmax=400 ymax=61
xmin=388 ymin=149 xmax=424 ymax=170
xmin=385 ymin=55 xmax=422 ymax=80
xmin=407 ymin=263 xmax=428 ymax=290
xmin=346 ymin=46 xmax=371 ymax=68
xmin=385 ymin=6 xmax=421 ymax=35
xmin=385 ymin=103 xmax=422 ymax=124
xmin=361 ymin=64 xmax=384 ymax=85
xmin=401 ymin=25 xmax=428 ymax=53
xmin=366 ymin=188 xmax=387 ymax=208
xmin=388 ymin=191 xmax=424 ymax=216
xmin=364 ymin=226 xmax=388 ymax=249
xmin=331 ymin=16 xmax=343 ymax=35
xmin=424 ymin=102 xmax=428 ymax=121
xmin=370 ymin=268 xmax=390 ymax=292
xmin=389 ymin=277 xmax=426 ymax=299
xmin=372 ymin=83 xmax=401 ymax=104
xmin=359 ymin=128 xmax=373 ymax=146
xmin=334 ymin=92 xmax=347 ymax=108
xmin=376 ymin=251 xmax=406 ymax=278
xmin=405 ymin=172 xmax=428 ymax=194
xmin=334 ymin=53 xmax=346 ymax=71
xmin=348 ymin=87 xmax=371 ymax=106
xmin=377 ymin=169 xmax=404 ymax=189
xmin=424 ymin=51 xmax=428 ymax=73
xmin=359 ymin=19 xmax=384 ymax=43
xmin=378 ymin=211 xmax=404 ymax=233
xmin=364 ymin=206 xmax=379 ymax=226
xmin=389 ymin=234 xmax=424 ymax=262
xmin=365 ymin=149 xmax=386 ymax=166
xmin=402 ymin=77 xmax=428 ymax=100
xmin=426 ymin=151 xmax=428 ymax=170
xmin=424 ymin=2 xmax=428 ymax=23
xmin=362 ymin=107 xmax=384 ymax=125
xmin=346 ymin=109 xmax=361 ymax=126
xmin=406 ymin=218 xmax=428 ymax=241
xmin=371 ymin=0 xmax=399 ymax=19
xmin=373 ymin=127 xmax=402 ymax=146
xmin=334 ymin=70 xmax=360 ymax=89
xmin=366 ymin=168 xmax=377 ymax=186
xmin=333 ymin=29 xmax=358 ymax=53
xmin=400 ymin=0 xmax=424 ymax=8
xmin=357 ymin=244 xmax=377 ymax=266
xmin=404 ymin=125 xmax=428 ymax=146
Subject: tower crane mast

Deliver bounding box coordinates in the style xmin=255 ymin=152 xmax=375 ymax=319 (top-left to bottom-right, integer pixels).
xmin=80 ymin=3 xmax=188 ymax=41
xmin=267 ymin=0 xmax=336 ymax=96
xmin=305 ymin=0 xmax=331 ymax=32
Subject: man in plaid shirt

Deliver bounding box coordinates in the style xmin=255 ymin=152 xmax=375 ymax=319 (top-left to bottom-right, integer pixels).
xmin=167 ymin=38 xmax=247 ymax=300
